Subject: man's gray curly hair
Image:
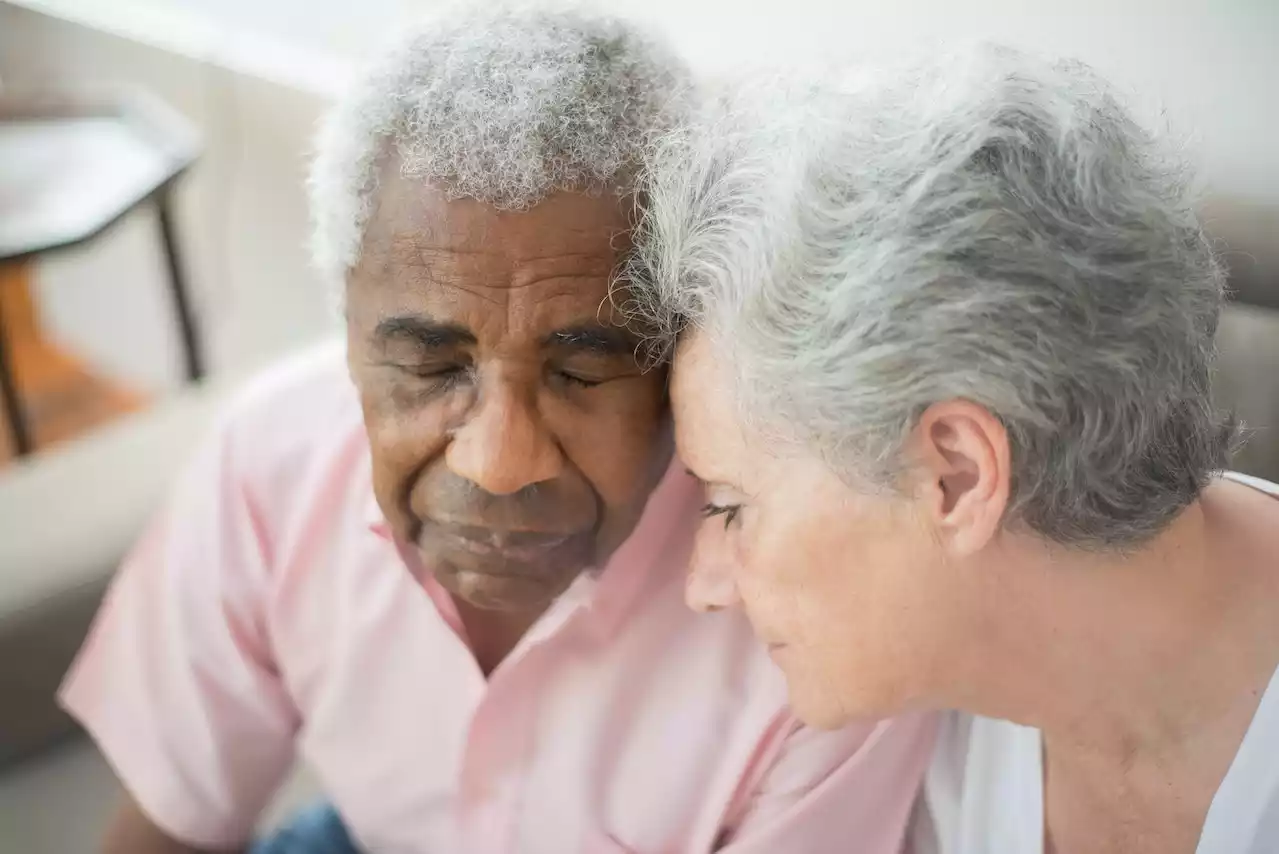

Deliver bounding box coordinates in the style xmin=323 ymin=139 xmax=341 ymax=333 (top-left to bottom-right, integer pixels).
xmin=308 ymin=3 xmax=687 ymax=290
xmin=629 ymin=45 xmax=1235 ymax=548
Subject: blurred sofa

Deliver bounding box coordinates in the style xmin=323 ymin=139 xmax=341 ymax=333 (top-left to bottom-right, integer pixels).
xmin=1206 ymin=197 xmax=1279 ymax=479
xmin=0 ymin=200 xmax=1275 ymax=852
xmin=0 ymin=362 xmax=321 ymax=851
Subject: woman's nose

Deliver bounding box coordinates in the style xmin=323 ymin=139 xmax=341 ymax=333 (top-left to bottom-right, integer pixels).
xmin=685 ymin=557 xmax=743 ymax=613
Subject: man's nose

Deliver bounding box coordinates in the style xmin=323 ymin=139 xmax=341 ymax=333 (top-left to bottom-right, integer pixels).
xmin=445 ymin=381 xmax=563 ymax=495
xmin=685 ymin=556 xmax=743 ymax=613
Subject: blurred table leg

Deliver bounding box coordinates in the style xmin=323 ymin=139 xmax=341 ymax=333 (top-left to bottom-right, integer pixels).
xmin=0 ymin=261 xmax=34 ymax=457
xmin=0 ymin=260 xmax=147 ymax=465
xmin=156 ymin=192 xmax=204 ymax=382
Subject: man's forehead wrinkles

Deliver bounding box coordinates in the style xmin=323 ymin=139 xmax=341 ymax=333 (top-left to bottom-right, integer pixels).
xmin=519 ymin=251 xmax=615 ymax=265
xmin=432 ymin=279 xmax=598 ymax=302
xmin=449 ymin=282 xmax=506 ymax=305
xmin=388 ymin=243 xmax=505 ymax=269
xmin=508 ymin=274 xmax=612 ymax=293
xmin=410 ymin=246 xmax=610 ymax=265
xmin=388 ymin=248 xmax=613 ymax=282
xmin=405 ymin=245 xmax=499 ymax=260
xmin=389 ymin=232 xmax=615 ymax=264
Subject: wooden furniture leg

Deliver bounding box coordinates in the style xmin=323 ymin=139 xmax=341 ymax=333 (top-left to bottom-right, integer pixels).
xmin=0 ymin=261 xmax=146 ymax=464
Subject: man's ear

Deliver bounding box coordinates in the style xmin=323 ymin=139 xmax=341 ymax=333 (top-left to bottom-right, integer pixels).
xmin=909 ymin=400 xmax=1011 ymax=556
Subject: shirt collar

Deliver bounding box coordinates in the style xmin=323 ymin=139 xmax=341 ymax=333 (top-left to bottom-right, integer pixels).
xmin=581 ymin=458 xmax=700 ymax=639
xmin=364 ymin=488 xmax=391 ymax=538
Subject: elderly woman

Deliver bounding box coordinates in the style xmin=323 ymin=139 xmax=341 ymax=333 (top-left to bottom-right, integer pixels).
xmin=630 ymin=46 xmax=1279 ymax=854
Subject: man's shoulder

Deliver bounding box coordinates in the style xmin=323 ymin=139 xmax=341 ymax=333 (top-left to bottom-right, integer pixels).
xmin=219 ymin=339 xmax=362 ymax=451
xmin=211 ymin=339 xmax=367 ymax=499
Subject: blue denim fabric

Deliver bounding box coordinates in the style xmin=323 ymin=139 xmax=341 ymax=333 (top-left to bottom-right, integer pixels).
xmin=249 ymin=803 xmax=361 ymax=854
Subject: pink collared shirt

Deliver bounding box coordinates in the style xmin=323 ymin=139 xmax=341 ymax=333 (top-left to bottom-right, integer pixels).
xmin=60 ymin=341 xmax=935 ymax=853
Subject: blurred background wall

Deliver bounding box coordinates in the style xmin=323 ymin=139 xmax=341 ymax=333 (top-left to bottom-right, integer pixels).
xmin=0 ymin=0 xmax=1276 ymax=392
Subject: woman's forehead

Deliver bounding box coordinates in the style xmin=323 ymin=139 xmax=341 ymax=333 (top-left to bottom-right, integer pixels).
xmin=671 ymin=334 xmax=751 ymax=484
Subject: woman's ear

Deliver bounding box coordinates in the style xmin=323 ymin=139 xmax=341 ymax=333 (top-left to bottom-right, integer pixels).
xmin=909 ymin=400 xmax=1011 ymax=556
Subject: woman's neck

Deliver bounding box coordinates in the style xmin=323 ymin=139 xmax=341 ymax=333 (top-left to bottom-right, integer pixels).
xmin=943 ymin=491 xmax=1277 ymax=762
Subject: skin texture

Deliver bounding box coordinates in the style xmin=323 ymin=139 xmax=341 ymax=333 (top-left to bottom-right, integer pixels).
xmin=673 ymin=329 xmax=1279 ymax=854
xmin=346 ymin=175 xmax=671 ymax=669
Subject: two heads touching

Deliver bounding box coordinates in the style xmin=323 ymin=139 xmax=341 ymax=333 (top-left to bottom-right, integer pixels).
xmin=334 ymin=8 xmax=1269 ymax=731
xmin=71 ymin=4 xmax=1279 ymax=853
xmin=333 ymin=3 xmax=1278 ymax=845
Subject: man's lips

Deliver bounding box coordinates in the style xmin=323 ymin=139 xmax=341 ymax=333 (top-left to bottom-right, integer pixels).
xmin=430 ymin=523 xmax=585 ymax=564
xmin=443 ymin=532 xmax=572 ymax=562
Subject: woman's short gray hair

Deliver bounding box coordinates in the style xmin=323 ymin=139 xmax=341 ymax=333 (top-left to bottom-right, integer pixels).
xmin=309 ymin=3 xmax=687 ymax=289
xmin=629 ymin=45 xmax=1235 ymax=548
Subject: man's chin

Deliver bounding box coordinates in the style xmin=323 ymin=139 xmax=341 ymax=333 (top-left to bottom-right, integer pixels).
xmin=436 ymin=565 xmax=578 ymax=613
xmin=415 ymin=529 xmax=596 ymax=611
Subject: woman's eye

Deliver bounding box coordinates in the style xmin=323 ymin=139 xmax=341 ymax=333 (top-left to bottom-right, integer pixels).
xmin=700 ymin=503 xmax=742 ymax=530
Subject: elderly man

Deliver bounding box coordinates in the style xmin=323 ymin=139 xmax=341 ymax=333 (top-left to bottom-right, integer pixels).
xmin=59 ymin=6 xmax=934 ymax=854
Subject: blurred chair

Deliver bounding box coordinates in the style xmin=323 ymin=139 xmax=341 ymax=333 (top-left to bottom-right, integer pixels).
xmin=0 ymin=89 xmax=202 ymax=459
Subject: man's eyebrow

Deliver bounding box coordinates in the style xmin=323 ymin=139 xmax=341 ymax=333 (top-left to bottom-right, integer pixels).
xmin=543 ymin=325 xmax=637 ymax=357
xmin=373 ymin=316 xmax=476 ymax=348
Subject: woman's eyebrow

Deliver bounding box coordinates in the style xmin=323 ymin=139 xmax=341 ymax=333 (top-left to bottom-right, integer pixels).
xmin=684 ymin=468 xmax=737 ymax=492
